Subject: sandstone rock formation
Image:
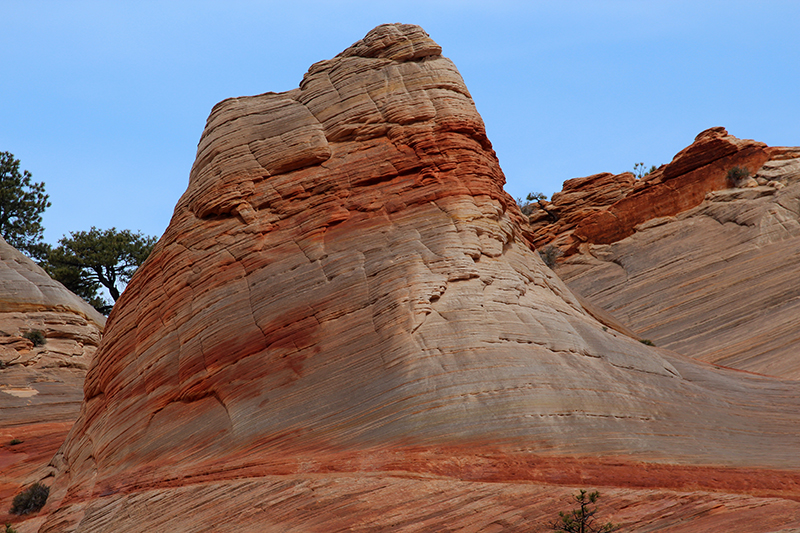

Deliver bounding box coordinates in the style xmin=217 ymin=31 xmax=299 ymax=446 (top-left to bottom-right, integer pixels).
xmin=0 ymin=237 xmax=105 ymax=525
xmin=559 ymin=167 xmax=800 ymax=378
xmin=29 ymin=25 xmax=800 ymax=532
xmin=529 ymin=127 xmax=772 ymax=253
xmin=529 ymin=129 xmax=800 ymax=379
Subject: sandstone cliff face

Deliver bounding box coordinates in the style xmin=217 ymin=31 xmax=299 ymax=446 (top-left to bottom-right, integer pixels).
xmin=33 ymin=25 xmax=800 ymax=532
xmin=0 ymin=237 xmax=105 ymax=525
xmin=559 ymin=160 xmax=800 ymax=378
xmin=530 ymin=128 xmax=800 ymax=379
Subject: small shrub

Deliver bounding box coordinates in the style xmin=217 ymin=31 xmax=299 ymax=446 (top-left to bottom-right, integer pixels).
xmin=519 ymin=199 xmax=534 ymax=216
xmin=539 ymin=244 xmax=563 ymax=269
xmin=633 ymin=162 xmax=659 ymax=179
xmin=640 ymin=339 xmax=655 ymax=346
xmin=6 ymin=523 xmax=18 ymax=533
xmin=10 ymin=482 xmax=49 ymax=515
xmin=22 ymin=329 xmax=46 ymax=347
xmin=9 ymin=438 xmax=22 ymax=446
xmin=519 ymin=192 xmax=548 ymax=216
xmin=726 ymin=166 xmax=750 ymax=187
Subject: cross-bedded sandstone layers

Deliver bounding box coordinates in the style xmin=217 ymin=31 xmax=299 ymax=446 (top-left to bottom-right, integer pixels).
xmin=0 ymin=237 xmax=105 ymax=525
xmin=35 ymin=25 xmax=800 ymax=532
xmin=559 ymin=161 xmax=800 ymax=378
xmin=529 ymin=129 xmax=800 ymax=379
xmin=529 ymin=127 xmax=772 ymax=253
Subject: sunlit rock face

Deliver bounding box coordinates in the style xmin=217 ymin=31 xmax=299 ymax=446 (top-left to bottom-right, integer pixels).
xmin=529 ymin=127 xmax=773 ymax=252
xmin=559 ymin=168 xmax=800 ymax=378
xmin=0 ymin=237 xmax=104 ymax=525
xmin=35 ymin=25 xmax=800 ymax=533
xmin=532 ymin=128 xmax=800 ymax=379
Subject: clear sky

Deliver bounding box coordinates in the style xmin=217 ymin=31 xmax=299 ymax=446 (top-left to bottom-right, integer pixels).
xmin=3 ymin=1 xmax=798 ymax=246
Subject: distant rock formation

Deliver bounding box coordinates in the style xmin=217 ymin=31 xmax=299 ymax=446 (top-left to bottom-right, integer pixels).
xmin=32 ymin=25 xmax=800 ymax=532
xmin=0 ymin=237 xmax=105 ymax=525
xmin=532 ymin=129 xmax=800 ymax=379
xmin=529 ymin=127 xmax=774 ymax=253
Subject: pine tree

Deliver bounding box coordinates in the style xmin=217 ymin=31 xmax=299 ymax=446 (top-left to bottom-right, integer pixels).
xmin=44 ymin=227 xmax=156 ymax=314
xmin=550 ymin=490 xmax=617 ymax=533
xmin=0 ymin=152 xmax=50 ymax=258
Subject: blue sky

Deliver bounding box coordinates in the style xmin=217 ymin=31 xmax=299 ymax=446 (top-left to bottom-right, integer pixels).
xmin=3 ymin=1 xmax=798 ymax=245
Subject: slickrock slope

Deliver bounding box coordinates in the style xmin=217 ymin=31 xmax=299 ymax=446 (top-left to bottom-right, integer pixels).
xmin=535 ymin=132 xmax=800 ymax=378
xmin=0 ymin=237 xmax=105 ymax=525
xmin=34 ymin=25 xmax=800 ymax=532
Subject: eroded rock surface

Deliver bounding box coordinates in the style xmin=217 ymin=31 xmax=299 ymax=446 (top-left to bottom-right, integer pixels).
xmin=33 ymin=25 xmax=800 ymax=532
xmin=559 ymin=169 xmax=800 ymax=379
xmin=0 ymin=237 xmax=105 ymax=525
xmin=532 ymin=129 xmax=800 ymax=379
xmin=530 ymin=127 xmax=772 ymax=253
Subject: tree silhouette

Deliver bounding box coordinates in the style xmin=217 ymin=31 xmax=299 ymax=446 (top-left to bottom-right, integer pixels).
xmin=44 ymin=227 xmax=156 ymax=314
xmin=0 ymin=152 xmax=50 ymax=258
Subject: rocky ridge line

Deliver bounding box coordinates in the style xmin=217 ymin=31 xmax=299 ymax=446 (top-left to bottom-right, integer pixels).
xmin=528 ymin=127 xmax=798 ymax=253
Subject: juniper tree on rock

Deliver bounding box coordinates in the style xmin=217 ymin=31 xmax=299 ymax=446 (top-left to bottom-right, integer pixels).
xmin=521 ymin=191 xmax=558 ymax=222
xmin=0 ymin=152 xmax=51 ymax=258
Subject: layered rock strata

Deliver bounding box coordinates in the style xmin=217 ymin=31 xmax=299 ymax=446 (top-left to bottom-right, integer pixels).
xmin=529 ymin=127 xmax=772 ymax=253
xmin=0 ymin=237 xmax=105 ymax=524
xmin=528 ymin=129 xmax=800 ymax=378
xmin=558 ymin=158 xmax=800 ymax=378
xmin=33 ymin=25 xmax=800 ymax=532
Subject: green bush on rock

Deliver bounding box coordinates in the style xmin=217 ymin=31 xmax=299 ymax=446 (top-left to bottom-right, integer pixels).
xmin=10 ymin=482 xmax=49 ymax=515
